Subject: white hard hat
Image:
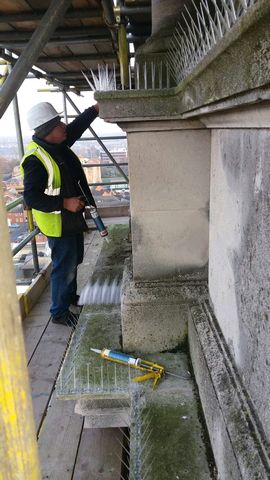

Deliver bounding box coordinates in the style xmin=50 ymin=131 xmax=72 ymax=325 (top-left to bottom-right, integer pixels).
xmin=27 ymin=102 xmax=61 ymax=130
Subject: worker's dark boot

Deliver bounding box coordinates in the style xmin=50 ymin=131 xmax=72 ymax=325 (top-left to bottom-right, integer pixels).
xmin=70 ymin=294 xmax=83 ymax=314
xmin=51 ymin=311 xmax=79 ymax=328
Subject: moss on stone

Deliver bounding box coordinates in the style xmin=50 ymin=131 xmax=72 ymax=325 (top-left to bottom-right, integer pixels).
xmin=149 ymin=404 xmax=209 ymax=479
xmin=57 ymin=225 xmax=215 ymax=478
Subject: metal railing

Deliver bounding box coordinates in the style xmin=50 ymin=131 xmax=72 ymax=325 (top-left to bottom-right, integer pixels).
xmin=6 ymin=158 xmax=130 ymax=275
xmin=7 ymin=196 xmax=40 ymax=274
xmin=5 ymin=85 xmax=129 ymax=281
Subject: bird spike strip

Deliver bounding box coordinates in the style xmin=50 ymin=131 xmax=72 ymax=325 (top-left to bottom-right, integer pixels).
xmin=110 ymin=388 xmax=154 ymax=480
xmin=166 ymin=0 xmax=257 ymax=84
xmin=82 ymin=0 xmax=256 ymax=92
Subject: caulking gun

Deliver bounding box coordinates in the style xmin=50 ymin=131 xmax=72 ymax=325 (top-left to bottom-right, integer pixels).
xmin=78 ymin=180 xmax=108 ymax=237
xmin=91 ymin=348 xmax=190 ymax=389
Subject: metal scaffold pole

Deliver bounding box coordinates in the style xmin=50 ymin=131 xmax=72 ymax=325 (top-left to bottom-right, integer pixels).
xmin=62 ymin=90 xmax=68 ymax=124
xmin=5 ymin=52 xmax=24 ymax=158
xmin=12 ymin=92 xmax=24 ymax=158
xmin=64 ymin=91 xmax=129 ymax=183
xmin=6 ymin=51 xmax=40 ymax=275
xmin=0 ymin=181 xmax=41 ymax=479
xmin=0 ymin=0 xmax=73 ymax=118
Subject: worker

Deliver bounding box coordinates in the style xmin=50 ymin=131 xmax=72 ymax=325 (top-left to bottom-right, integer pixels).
xmin=20 ymin=101 xmax=99 ymax=328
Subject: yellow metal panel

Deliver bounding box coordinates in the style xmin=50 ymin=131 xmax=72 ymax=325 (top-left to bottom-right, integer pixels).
xmin=0 ymin=181 xmax=41 ymax=480
xmin=118 ymin=24 xmax=129 ymax=89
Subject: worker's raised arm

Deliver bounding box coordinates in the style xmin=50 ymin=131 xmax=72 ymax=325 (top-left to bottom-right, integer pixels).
xmin=65 ymin=104 xmax=99 ymax=147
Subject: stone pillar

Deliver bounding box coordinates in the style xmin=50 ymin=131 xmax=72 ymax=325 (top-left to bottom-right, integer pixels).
xmin=135 ymin=0 xmax=190 ymax=88
xmin=188 ymin=105 xmax=270 ymax=480
xmin=125 ymin=120 xmax=210 ymax=280
xmin=151 ymin=0 xmax=181 ymax=37
xmin=136 ymin=0 xmax=192 ymax=57
xmin=96 ymin=90 xmax=211 ymax=351
xmin=120 ymin=118 xmax=210 ymax=352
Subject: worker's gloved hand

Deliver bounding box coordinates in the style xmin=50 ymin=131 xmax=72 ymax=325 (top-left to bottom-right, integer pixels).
xmin=63 ymin=197 xmax=85 ymax=213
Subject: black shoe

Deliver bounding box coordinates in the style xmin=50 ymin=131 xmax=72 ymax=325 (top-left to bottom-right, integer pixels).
xmin=51 ymin=311 xmax=79 ymax=328
xmin=70 ymin=294 xmax=80 ymax=305
xmin=70 ymin=294 xmax=83 ymax=314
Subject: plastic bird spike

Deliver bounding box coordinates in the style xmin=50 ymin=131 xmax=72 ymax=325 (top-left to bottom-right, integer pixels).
xmin=82 ymin=65 xmax=116 ymax=91
xmin=81 ymin=0 xmax=256 ymax=93
xmin=166 ymin=0 xmax=257 ymax=85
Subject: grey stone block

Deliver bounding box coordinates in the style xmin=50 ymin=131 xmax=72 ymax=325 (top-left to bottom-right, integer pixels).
xmin=189 ymin=303 xmax=270 ymax=480
xmin=75 ymin=398 xmax=130 ymax=415
xmin=83 ymin=408 xmax=130 ymax=429
xmin=121 ymin=258 xmax=208 ymax=353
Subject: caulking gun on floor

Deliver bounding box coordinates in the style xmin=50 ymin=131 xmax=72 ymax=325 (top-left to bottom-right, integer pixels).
xmin=91 ymin=348 xmax=190 ymax=389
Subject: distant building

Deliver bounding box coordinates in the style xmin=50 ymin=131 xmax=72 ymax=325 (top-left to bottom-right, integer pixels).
xmin=80 ymin=157 xmax=102 ymax=185
xmin=99 ymin=149 xmax=127 ymax=164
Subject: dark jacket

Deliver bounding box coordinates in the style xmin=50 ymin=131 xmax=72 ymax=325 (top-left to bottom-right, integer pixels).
xmin=23 ymin=106 xmax=98 ymax=236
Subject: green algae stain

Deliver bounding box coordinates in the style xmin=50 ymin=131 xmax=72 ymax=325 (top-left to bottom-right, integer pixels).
xmin=141 ymin=404 xmax=212 ymax=480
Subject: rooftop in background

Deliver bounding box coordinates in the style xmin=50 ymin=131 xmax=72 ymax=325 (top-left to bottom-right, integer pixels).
xmin=0 ymin=0 xmax=151 ymax=92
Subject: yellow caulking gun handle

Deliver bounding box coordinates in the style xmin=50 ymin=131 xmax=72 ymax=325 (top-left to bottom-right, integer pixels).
xmin=133 ymin=371 xmax=163 ymax=389
xmin=133 ymin=372 xmax=157 ymax=383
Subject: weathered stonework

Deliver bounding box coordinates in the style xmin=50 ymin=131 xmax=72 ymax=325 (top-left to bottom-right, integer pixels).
xmin=93 ymin=3 xmax=270 ymax=478
xmin=121 ymin=258 xmax=208 ymax=353
xmin=57 ymin=226 xmax=215 ymax=479
xmin=189 ymin=302 xmax=270 ymax=480
xmin=96 ymin=0 xmax=270 ymax=121
xmin=208 ymin=124 xmax=270 ymax=441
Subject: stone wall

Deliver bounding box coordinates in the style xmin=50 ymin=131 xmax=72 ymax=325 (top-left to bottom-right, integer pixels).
xmin=95 ymin=2 xmax=270 ymax=473
xmin=126 ymin=120 xmax=210 ymax=280
xmin=209 ymin=127 xmax=270 ymax=440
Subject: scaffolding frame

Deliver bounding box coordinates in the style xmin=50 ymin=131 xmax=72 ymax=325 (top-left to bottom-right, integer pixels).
xmin=0 ymin=1 xmax=128 ymax=477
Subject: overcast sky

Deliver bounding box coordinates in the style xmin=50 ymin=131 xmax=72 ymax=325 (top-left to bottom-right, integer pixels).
xmin=0 ymin=76 xmax=123 ymax=139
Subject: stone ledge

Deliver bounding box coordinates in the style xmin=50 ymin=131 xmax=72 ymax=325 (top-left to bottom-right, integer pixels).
xmin=96 ymin=1 xmax=270 ymax=122
xmin=189 ymin=302 xmax=270 ymax=480
xmin=83 ymin=408 xmax=130 ymax=429
xmin=121 ymin=258 xmax=208 ymax=353
xmin=127 ymin=352 xmax=213 ymax=480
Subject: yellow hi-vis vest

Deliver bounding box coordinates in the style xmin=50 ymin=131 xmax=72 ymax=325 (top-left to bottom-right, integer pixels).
xmin=20 ymin=141 xmax=62 ymax=237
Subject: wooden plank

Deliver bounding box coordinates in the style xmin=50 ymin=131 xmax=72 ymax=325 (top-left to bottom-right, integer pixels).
xmin=72 ymin=0 xmax=98 ymax=9
xmin=28 ymin=320 xmax=72 ymax=431
xmin=38 ymin=393 xmax=84 ymax=480
xmin=81 ymin=17 xmax=104 ymax=27
xmin=23 ymin=287 xmax=51 ymax=361
xmin=72 ymin=428 xmax=123 ymax=480
xmin=0 ymin=0 xmax=32 ymax=12
xmin=24 ymin=320 xmax=50 ymax=362
xmin=27 ymin=231 xmax=100 ymax=431
xmin=42 ymin=45 xmax=71 ymax=56
xmin=23 ymin=231 xmax=97 ymax=366
xmin=25 ymin=0 xmax=54 ymax=9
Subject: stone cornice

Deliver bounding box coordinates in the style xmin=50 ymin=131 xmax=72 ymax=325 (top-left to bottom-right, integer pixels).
xmin=95 ymin=0 xmax=270 ymax=125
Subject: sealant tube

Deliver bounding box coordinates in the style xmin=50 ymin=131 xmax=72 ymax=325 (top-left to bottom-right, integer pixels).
xmin=78 ymin=180 xmax=108 ymax=237
xmin=101 ymin=349 xmax=140 ymax=366
xmin=89 ymin=206 xmax=108 ymax=236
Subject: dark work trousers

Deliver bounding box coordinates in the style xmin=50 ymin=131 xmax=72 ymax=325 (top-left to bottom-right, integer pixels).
xmin=48 ymin=233 xmax=84 ymax=318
